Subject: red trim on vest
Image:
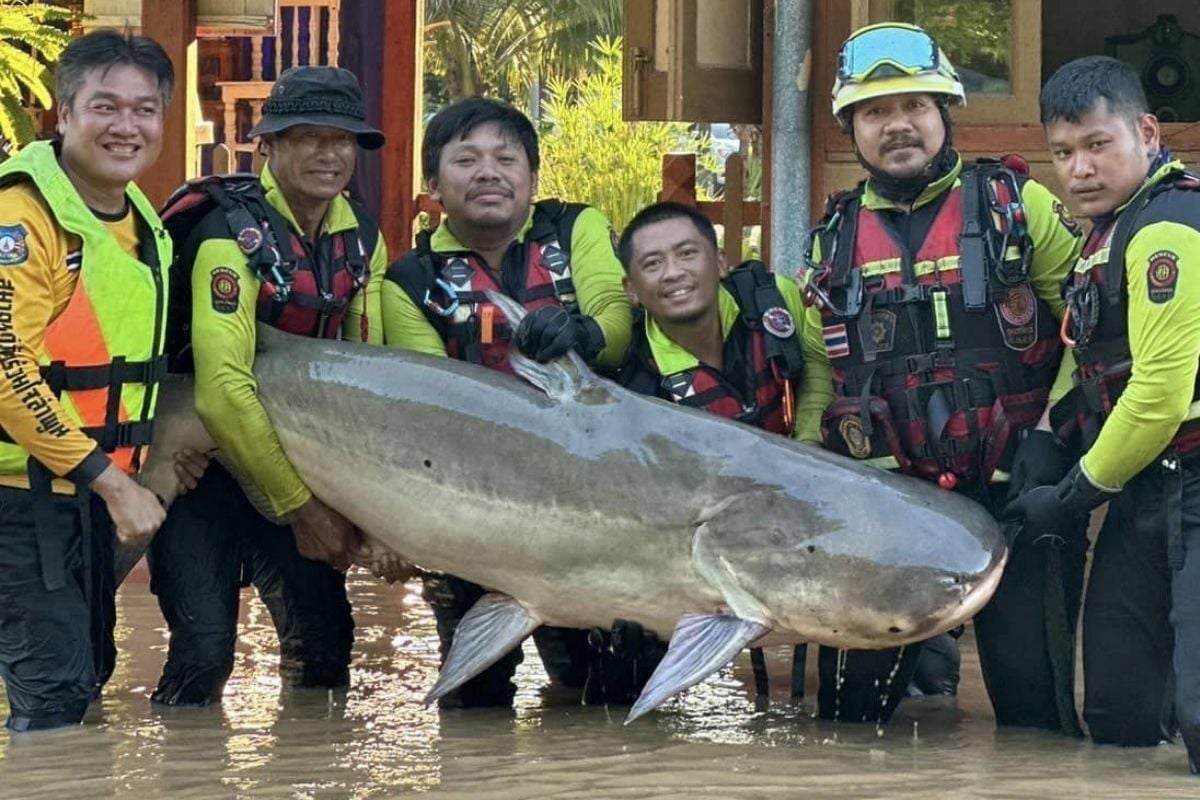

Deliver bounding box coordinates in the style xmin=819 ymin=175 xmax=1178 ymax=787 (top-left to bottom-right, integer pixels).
xmin=445 ymin=244 xmax=566 ymax=374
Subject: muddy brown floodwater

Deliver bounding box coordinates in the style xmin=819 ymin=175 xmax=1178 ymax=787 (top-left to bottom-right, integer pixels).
xmin=0 ymin=571 xmax=1195 ymax=799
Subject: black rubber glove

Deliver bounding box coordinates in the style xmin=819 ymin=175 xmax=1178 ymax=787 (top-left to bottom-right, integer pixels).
xmin=514 ymin=306 xmax=605 ymax=363
xmin=1007 ymin=429 xmax=1070 ymax=501
xmin=1001 ymin=461 xmax=1114 ymax=551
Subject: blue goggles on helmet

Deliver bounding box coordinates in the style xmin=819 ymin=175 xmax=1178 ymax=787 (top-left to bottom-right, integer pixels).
xmin=838 ymin=26 xmax=940 ymax=83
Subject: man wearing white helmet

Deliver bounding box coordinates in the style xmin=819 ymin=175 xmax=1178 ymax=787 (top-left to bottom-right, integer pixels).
xmin=799 ymin=23 xmax=1086 ymax=729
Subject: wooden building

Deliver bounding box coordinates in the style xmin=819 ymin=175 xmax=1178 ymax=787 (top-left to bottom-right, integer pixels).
xmin=624 ymin=0 xmax=1200 ymax=251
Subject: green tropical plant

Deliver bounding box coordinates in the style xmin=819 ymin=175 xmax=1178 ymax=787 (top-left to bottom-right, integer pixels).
xmin=538 ymin=37 xmax=713 ymax=232
xmin=0 ymin=1 xmax=72 ymax=151
xmin=424 ymin=0 xmax=620 ymax=106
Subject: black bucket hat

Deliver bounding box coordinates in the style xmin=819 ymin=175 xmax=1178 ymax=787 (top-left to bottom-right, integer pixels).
xmin=248 ymin=66 xmax=385 ymax=150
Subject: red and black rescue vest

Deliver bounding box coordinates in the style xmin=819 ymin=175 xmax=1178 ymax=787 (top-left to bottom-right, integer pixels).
xmin=160 ymin=175 xmax=377 ymax=371
xmin=1051 ymin=167 xmax=1200 ymax=456
xmin=803 ymin=158 xmax=1062 ymax=484
xmin=385 ymin=199 xmax=584 ymax=374
xmin=617 ymin=262 xmax=805 ymax=435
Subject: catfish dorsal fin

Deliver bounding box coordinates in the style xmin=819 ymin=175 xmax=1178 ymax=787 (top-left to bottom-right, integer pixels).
xmin=482 ymin=288 xmax=599 ymax=400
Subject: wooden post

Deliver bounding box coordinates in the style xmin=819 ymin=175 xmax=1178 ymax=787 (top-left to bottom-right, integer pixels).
xmin=379 ymin=0 xmax=421 ymax=256
xmin=723 ymin=153 xmax=745 ymax=266
xmin=141 ymin=0 xmax=197 ymax=207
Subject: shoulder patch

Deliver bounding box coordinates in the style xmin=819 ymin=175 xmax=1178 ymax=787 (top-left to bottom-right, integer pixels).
xmin=0 ymin=225 xmax=29 ymax=266
xmin=1052 ymin=200 xmax=1083 ymax=238
xmin=1147 ymin=250 xmax=1179 ymax=304
xmin=210 ymin=267 xmax=241 ymax=313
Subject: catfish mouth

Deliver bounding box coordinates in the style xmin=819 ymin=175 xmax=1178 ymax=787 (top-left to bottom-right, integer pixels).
xmin=920 ymin=548 xmax=1009 ymax=638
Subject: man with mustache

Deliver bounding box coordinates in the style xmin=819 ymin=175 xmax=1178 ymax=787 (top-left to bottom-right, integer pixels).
xmin=1006 ymin=56 xmax=1200 ymax=775
xmin=799 ymin=23 xmax=1085 ymax=728
xmin=382 ymin=97 xmax=632 ymax=707
xmin=147 ymin=66 xmax=390 ymax=707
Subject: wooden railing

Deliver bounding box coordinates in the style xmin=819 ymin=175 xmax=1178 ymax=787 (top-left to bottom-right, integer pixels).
xmin=209 ymin=1 xmax=342 ymax=170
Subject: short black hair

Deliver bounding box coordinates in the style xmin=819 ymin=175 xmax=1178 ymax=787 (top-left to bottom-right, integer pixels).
xmin=617 ymin=201 xmax=718 ymax=272
xmin=1040 ymin=56 xmax=1149 ymax=126
xmin=422 ymin=97 xmax=539 ymax=180
xmin=56 ymin=29 xmax=175 ymax=109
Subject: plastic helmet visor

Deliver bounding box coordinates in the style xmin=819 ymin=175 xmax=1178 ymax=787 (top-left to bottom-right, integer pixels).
xmin=838 ymin=26 xmax=939 ymax=83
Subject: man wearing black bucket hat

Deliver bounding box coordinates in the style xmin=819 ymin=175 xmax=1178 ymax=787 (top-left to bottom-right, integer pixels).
xmin=147 ymin=66 xmax=392 ymax=707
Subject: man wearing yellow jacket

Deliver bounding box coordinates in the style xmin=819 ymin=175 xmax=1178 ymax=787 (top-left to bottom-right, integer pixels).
xmin=799 ymin=24 xmax=1084 ymax=727
xmin=382 ymin=98 xmax=632 ymax=707
xmin=1005 ymin=55 xmax=1200 ymax=776
xmin=148 ymin=66 xmax=387 ymax=706
xmin=0 ymin=30 xmax=174 ymax=732
xmin=599 ymin=200 xmax=832 ymax=703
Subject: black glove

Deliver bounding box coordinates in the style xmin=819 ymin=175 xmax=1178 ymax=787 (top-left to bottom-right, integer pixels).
xmin=1007 ymin=429 xmax=1069 ymax=501
xmin=582 ymin=619 xmax=666 ymax=706
xmin=514 ymin=306 xmax=605 ymax=363
xmin=1000 ymin=461 xmax=1114 ymax=551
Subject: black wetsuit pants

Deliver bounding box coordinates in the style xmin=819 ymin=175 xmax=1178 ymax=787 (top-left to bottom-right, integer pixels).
xmin=1082 ymin=455 xmax=1200 ymax=773
xmin=0 ymin=485 xmax=116 ymax=731
xmin=974 ymin=483 xmax=1089 ymax=731
xmin=422 ymin=573 xmax=595 ymax=707
xmin=147 ymin=464 xmax=354 ymax=706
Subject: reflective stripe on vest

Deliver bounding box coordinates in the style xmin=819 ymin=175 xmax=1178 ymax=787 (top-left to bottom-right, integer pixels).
xmin=0 ymin=141 xmax=170 ymax=475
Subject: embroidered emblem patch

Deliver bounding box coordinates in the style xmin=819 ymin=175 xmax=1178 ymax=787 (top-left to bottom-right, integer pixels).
xmin=237 ymin=226 xmax=263 ymax=255
xmin=762 ymin=306 xmax=796 ymax=338
xmin=1147 ymin=250 xmax=1179 ymax=304
xmin=838 ymin=416 xmax=872 ymax=459
xmin=994 ymin=284 xmax=1038 ymax=351
xmin=210 ymin=267 xmax=240 ymax=313
xmin=663 ymin=373 xmax=696 ymax=401
xmin=1052 ymin=200 xmax=1082 ymax=238
xmin=822 ymin=323 xmax=850 ymax=359
xmin=0 ymin=225 xmax=29 ymax=266
xmin=859 ymin=309 xmax=896 ymax=355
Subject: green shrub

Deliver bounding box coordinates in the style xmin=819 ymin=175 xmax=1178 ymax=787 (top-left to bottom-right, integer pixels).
xmin=538 ymin=37 xmax=713 ymax=231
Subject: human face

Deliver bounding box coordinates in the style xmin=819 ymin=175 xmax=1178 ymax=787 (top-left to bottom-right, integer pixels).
xmin=57 ymin=64 xmax=164 ymax=195
xmin=265 ymin=125 xmax=358 ymax=206
xmin=623 ymin=217 xmax=723 ymax=327
xmin=1045 ymin=100 xmax=1159 ymax=218
xmin=428 ymin=122 xmax=537 ymax=230
xmin=851 ymin=92 xmax=946 ymax=178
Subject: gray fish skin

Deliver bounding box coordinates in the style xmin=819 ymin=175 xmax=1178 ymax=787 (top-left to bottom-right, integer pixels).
xmin=140 ymin=326 xmax=1006 ymax=653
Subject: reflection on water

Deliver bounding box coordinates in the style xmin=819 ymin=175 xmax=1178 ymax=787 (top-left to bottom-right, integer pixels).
xmin=0 ymin=571 xmax=1196 ymax=799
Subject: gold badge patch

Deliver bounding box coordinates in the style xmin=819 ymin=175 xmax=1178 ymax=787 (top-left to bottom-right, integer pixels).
xmin=838 ymin=415 xmax=872 ymax=459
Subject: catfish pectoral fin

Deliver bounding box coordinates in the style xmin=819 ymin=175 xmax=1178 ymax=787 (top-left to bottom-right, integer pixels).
xmin=423 ymin=593 xmax=541 ymax=705
xmin=624 ymin=613 xmax=769 ymax=724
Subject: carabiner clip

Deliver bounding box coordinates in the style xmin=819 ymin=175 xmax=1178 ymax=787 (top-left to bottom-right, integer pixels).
xmin=423 ymin=277 xmax=460 ymax=317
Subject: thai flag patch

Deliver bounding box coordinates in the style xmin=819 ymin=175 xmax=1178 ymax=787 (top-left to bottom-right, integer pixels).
xmin=823 ymin=323 xmax=850 ymax=359
xmin=65 ymin=250 xmax=82 ymax=271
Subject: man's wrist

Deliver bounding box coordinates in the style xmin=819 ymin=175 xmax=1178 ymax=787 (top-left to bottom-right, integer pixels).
xmin=1055 ymin=461 xmax=1117 ymax=516
xmin=577 ymin=315 xmax=605 ymax=361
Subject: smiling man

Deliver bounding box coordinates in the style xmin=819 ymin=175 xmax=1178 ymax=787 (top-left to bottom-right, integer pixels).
xmin=800 ymin=23 xmax=1084 ymax=729
xmin=0 ymin=30 xmax=173 ymax=732
xmin=382 ymin=97 xmax=631 ymax=708
xmin=146 ymin=66 xmax=389 ymax=708
xmin=1005 ymin=55 xmax=1200 ymax=775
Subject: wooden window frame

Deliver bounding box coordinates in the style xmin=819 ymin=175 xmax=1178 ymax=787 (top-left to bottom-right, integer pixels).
xmin=850 ymin=0 xmax=1042 ymax=125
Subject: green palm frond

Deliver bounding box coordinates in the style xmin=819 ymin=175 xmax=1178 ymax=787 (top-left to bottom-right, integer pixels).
xmin=424 ymin=0 xmax=621 ymax=105
xmin=0 ymin=0 xmax=73 ymax=152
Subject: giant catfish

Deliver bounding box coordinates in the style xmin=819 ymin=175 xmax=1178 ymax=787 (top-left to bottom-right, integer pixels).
xmin=134 ymin=293 xmax=1007 ymax=722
